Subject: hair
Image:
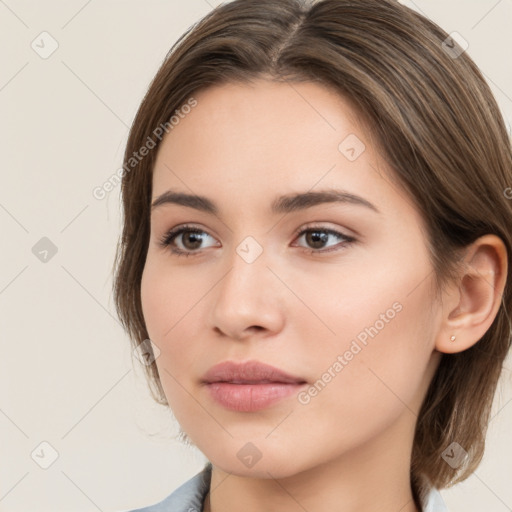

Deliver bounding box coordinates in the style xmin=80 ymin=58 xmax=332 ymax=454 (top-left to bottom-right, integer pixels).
xmin=113 ymin=0 xmax=512 ymax=503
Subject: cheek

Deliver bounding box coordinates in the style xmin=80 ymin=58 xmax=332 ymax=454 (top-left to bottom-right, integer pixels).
xmin=140 ymin=259 xmax=212 ymax=375
xmin=294 ymin=260 xmax=437 ymax=445
xmin=141 ymin=255 xmax=218 ymax=378
xmin=141 ymin=258 xmax=200 ymax=339
xmin=140 ymin=262 xmax=206 ymax=421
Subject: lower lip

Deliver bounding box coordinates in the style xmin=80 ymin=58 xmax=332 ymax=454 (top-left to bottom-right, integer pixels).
xmin=205 ymin=382 xmax=305 ymax=412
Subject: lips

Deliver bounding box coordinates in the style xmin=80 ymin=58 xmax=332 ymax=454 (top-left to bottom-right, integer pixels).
xmin=202 ymin=360 xmax=306 ymax=384
xmin=202 ymin=360 xmax=307 ymax=412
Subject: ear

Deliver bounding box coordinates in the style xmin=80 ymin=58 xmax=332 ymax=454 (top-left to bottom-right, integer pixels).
xmin=435 ymin=234 xmax=508 ymax=354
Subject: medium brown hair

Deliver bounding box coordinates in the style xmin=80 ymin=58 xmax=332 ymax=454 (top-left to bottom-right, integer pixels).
xmin=113 ymin=0 xmax=512 ymax=499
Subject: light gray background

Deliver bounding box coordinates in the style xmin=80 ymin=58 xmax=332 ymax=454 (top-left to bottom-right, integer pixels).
xmin=1 ymin=1 xmax=511 ymax=511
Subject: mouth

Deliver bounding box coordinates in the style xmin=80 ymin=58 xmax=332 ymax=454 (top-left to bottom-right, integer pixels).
xmin=202 ymin=360 xmax=307 ymax=412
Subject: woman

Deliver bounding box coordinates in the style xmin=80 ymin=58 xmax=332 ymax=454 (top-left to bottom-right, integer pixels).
xmin=113 ymin=0 xmax=512 ymax=511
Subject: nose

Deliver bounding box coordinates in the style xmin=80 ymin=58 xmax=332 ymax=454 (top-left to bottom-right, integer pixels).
xmin=207 ymin=246 xmax=286 ymax=341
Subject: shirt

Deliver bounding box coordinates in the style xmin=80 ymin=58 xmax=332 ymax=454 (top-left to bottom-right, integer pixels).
xmin=127 ymin=463 xmax=449 ymax=512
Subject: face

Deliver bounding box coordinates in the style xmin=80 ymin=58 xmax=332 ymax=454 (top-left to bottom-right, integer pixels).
xmin=141 ymin=78 xmax=442 ymax=478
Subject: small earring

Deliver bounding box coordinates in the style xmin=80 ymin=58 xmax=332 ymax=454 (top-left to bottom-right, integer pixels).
xmin=450 ymin=335 xmax=456 ymax=342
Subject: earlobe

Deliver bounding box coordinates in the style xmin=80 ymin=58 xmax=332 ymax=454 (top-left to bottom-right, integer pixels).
xmin=436 ymin=234 xmax=508 ymax=355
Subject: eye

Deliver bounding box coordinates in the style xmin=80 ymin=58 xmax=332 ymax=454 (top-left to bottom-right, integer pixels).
xmin=292 ymin=226 xmax=356 ymax=253
xmin=158 ymin=224 xmax=219 ymax=256
xmin=158 ymin=223 xmax=356 ymax=257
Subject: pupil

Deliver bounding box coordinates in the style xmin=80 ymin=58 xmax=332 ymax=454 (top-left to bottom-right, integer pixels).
xmin=184 ymin=232 xmax=203 ymax=249
xmin=307 ymin=231 xmax=327 ymax=249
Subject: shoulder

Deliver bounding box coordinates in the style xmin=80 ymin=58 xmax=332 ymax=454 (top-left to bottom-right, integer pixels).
xmin=125 ymin=463 xmax=212 ymax=512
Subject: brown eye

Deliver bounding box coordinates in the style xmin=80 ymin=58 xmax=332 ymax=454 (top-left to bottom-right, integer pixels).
xmin=294 ymin=227 xmax=356 ymax=253
xmin=180 ymin=231 xmax=205 ymax=250
xmin=159 ymin=226 xmax=219 ymax=256
xmin=305 ymin=230 xmax=330 ymax=249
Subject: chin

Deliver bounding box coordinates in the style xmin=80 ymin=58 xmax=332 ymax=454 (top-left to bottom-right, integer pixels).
xmin=213 ymin=454 xmax=306 ymax=479
xmin=191 ymin=435 xmax=314 ymax=480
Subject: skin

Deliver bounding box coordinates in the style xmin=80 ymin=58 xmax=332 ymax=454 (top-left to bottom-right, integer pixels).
xmin=140 ymin=78 xmax=507 ymax=512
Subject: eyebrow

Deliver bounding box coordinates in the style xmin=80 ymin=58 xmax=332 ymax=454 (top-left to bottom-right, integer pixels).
xmin=151 ymin=189 xmax=380 ymax=215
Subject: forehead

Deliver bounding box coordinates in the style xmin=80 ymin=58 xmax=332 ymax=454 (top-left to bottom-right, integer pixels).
xmin=154 ymin=80 xmax=374 ymax=183
xmin=189 ymin=78 xmax=364 ymax=131
xmin=150 ymin=79 xmax=418 ymax=226
xmin=166 ymin=79 xmax=366 ymax=152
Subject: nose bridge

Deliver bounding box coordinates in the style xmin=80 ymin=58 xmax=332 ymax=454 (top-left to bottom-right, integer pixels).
xmin=218 ymin=239 xmax=270 ymax=307
xmin=209 ymin=236 xmax=284 ymax=338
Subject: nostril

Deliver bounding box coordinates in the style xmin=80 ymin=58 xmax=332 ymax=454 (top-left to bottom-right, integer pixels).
xmin=213 ymin=324 xmax=265 ymax=339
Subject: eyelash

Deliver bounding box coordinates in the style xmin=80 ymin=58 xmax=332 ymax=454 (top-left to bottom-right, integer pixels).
xmin=158 ymin=223 xmax=356 ymax=257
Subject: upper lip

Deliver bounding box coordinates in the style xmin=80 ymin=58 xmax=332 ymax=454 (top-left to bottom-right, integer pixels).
xmin=202 ymin=360 xmax=306 ymax=384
